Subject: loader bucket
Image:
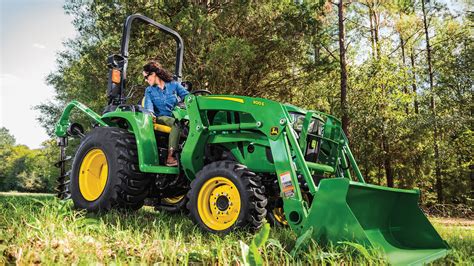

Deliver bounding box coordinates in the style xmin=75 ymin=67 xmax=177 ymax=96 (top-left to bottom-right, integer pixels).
xmin=303 ymin=178 xmax=449 ymax=265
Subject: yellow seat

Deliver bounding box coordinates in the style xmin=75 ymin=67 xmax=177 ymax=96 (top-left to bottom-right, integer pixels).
xmin=142 ymin=97 xmax=172 ymax=134
xmin=153 ymin=123 xmax=172 ymax=134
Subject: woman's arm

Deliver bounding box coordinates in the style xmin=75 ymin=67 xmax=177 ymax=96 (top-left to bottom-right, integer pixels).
xmin=175 ymin=82 xmax=189 ymax=99
xmin=143 ymin=88 xmax=155 ymax=115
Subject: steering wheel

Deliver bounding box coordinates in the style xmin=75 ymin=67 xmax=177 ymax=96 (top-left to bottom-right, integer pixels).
xmin=190 ymin=89 xmax=212 ymax=96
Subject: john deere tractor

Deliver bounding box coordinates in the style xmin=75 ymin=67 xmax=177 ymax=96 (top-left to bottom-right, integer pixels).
xmin=55 ymin=14 xmax=449 ymax=264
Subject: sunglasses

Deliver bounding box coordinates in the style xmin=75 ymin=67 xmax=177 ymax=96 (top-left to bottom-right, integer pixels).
xmin=144 ymin=72 xmax=153 ymax=81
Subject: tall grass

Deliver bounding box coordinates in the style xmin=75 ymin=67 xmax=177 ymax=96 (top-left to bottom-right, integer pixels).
xmin=0 ymin=193 xmax=472 ymax=264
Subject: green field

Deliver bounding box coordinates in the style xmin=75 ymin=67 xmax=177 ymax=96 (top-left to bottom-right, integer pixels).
xmin=1 ymin=193 xmax=472 ymax=264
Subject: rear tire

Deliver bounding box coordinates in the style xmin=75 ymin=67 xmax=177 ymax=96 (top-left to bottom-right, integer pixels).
xmin=187 ymin=161 xmax=267 ymax=234
xmin=156 ymin=195 xmax=188 ymax=213
xmin=70 ymin=127 xmax=151 ymax=212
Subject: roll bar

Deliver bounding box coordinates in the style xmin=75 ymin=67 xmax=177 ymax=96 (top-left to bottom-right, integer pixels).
xmin=120 ymin=14 xmax=184 ymax=81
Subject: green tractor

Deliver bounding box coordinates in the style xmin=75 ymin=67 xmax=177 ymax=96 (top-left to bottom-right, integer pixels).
xmin=55 ymin=14 xmax=449 ymax=264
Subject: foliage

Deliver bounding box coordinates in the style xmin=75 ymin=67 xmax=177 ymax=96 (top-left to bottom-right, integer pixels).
xmin=290 ymin=226 xmax=313 ymax=257
xmin=0 ymin=129 xmax=58 ymax=193
xmin=35 ymin=1 xmax=329 ymax=134
xmin=340 ymin=0 xmax=472 ymax=203
xmin=240 ymin=223 xmax=270 ymax=266
xmin=0 ymin=127 xmax=15 ymax=147
xmin=1 ymin=194 xmax=472 ymax=264
xmin=1 ymin=0 xmax=467 ymax=205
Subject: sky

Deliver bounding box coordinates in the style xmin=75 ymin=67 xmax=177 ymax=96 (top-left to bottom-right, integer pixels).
xmin=0 ymin=0 xmax=76 ymax=149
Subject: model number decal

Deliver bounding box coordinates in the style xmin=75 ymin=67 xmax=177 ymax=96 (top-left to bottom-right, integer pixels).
xmin=279 ymin=171 xmax=294 ymax=198
xmin=252 ymin=100 xmax=265 ymax=106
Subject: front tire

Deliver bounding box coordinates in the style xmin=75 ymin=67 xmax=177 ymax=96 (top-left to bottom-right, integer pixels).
xmin=187 ymin=161 xmax=267 ymax=234
xmin=70 ymin=127 xmax=151 ymax=212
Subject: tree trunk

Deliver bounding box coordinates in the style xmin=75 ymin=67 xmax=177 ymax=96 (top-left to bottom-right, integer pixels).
xmin=422 ymin=0 xmax=443 ymax=203
xmin=369 ymin=6 xmax=376 ymax=58
xmin=367 ymin=1 xmax=380 ymax=59
xmin=410 ymin=50 xmax=419 ymax=114
xmin=373 ymin=10 xmax=381 ymax=59
xmin=409 ymin=49 xmax=422 ymax=189
xmin=337 ymin=0 xmax=350 ymax=139
xmin=399 ymin=16 xmax=409 ymax=114
xmin=368 ymin=1 xmax=393 ymax=187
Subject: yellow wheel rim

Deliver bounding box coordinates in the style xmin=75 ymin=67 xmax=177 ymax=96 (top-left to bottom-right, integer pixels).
xmin=273 ymin=207 xmax=288 ymax=226
xmin=197 ymin=177 xmax=241 ymax=231
xmin=162 ymin=194 xmax=185 ymax=204
xmin=79 ymin=149 xmax=108 ymax=201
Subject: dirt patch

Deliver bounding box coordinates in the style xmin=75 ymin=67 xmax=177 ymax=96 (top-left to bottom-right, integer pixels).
xmin=430 ymin=217 xmax=474 ymax=229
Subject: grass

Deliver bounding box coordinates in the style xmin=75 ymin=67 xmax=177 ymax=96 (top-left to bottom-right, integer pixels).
xmin=0 ymin=193 xmax=472 ymax=265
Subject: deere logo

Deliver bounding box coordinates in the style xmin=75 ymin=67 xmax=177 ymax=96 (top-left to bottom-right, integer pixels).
xmin=311 ymin=140 xmax=317 ymax=149
xmin=270 ymin=127 xmax=279 ymax=135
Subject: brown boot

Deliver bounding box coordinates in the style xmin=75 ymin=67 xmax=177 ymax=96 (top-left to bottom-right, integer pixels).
xmin=166 ymin=148 xmax=178 ymax=166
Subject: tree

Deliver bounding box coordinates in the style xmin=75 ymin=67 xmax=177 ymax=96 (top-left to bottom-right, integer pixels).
xmin=335 ymin=0 xmax=350 ymax=138
xmin=33 ymin=0 xmax=472 ymax=205
xmin=0 ymin=127 xmax=16 ymax=189
xmin=428 ymin=11 xmax=473 ymax=204
xmin=0 ymin=127 xmax=15 ymax=147
xmin=38 ymin=1 xmax=328 ymax=136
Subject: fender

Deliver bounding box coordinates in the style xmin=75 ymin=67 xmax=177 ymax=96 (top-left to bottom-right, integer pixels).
xmin=102 ymin=109 xmax=179 ymax=174
xmin=55 ymin=101 xmax=178 ymax=175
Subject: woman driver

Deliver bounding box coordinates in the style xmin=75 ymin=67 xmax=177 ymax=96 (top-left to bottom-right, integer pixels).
xmin=143 ymin=61 xmax=189 ymax=166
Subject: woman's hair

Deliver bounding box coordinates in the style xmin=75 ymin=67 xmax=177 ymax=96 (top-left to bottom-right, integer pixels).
xmin=143 ymin=61 xmax=174 ymax=82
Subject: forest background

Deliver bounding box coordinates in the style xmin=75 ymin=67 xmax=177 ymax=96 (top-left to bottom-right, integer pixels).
xmin=0 ymin=0 xmax=472 ymax=212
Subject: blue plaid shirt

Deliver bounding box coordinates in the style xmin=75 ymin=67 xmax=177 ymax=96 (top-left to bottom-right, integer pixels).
xmin=144 ymin=81 xmax=189 ymax=117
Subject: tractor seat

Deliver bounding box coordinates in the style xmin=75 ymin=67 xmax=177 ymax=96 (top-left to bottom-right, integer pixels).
xmin=141 ymin=97 xmax=172 ymax=134
xmin=153 ymin=123 xmax=171 ymax=134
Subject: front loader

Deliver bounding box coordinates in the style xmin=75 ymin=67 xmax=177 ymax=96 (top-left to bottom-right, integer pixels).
xmin=54 ymin=14 xmax=449 ymax=265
